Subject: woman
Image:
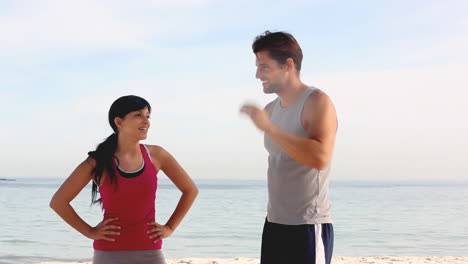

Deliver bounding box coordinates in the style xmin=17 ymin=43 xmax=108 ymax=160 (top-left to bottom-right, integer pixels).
xmin=50 ymin=95 xmax=198 ymax=264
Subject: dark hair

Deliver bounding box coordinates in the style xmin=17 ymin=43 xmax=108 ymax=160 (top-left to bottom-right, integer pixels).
xmin=88 ymin=95 xmax=151 ymax=205
xmin=252 ymin=30 xmax=303 ymax=73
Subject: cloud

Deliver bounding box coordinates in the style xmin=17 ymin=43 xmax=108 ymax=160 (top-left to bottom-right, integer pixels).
xmin=306 ymin=65 xmax=468 ymax=180
xmin=0 ymin=0 xmax=146 ymax=58
xmin=371 ymin=1 xmax=468 ymax=66
xmin=2 ymin=0 xmax=467 ymax=180
xmin=0 ymin=74 xmax=273 ymax=178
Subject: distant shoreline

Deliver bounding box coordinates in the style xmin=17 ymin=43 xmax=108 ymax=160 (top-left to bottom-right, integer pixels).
xmin=4 ymin=178 xmax=468 ymax=189
xmin=35 ymin=256 xmax=468 ymax=264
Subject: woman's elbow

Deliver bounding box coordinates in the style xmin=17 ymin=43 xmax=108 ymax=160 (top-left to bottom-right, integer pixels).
xmin=49 ymin=198 xmax=59 ymax=211
xmin=182 ymin=184 xmax=199 ymax=198
xmin=191 ymin=185 xmax=199 ymax=198
xmin=49 ymin=195 xmax=67 ymax=212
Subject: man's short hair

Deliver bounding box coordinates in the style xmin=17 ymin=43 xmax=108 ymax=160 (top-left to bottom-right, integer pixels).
xmin=252 ymin=30 xmax=303 ymax=72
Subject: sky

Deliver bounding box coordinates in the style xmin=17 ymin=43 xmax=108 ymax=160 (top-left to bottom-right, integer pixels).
xmin=1 ymin=0 xmax=467 ymax=181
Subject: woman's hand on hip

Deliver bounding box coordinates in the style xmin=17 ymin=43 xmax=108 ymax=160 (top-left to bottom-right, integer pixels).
xmin=88 ymin=218 xmax=121 ymax=242
xmin=147 ymin=221 xmax=173 ymax=243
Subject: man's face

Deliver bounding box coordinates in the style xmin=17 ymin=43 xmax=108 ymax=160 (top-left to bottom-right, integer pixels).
xmin=255 ymin=50 xmax=288 ymax=94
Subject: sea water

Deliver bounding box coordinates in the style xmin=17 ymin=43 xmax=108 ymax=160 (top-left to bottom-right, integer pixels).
xmin=0 ymin=178 xmax=467 ymax=263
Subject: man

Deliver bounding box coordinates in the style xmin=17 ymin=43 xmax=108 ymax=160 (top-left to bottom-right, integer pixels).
xmin=240 ymin=31 xmax=337 ymax=264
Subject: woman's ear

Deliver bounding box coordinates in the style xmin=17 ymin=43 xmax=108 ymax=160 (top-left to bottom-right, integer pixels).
xmin=114 ymin=117 xmax=123 ymax=130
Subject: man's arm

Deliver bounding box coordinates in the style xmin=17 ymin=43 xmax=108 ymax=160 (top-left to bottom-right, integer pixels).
xmin=240 ymin=90 xmax=337 ymax=170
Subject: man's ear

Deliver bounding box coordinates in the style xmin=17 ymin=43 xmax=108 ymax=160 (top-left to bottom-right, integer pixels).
xmin=285 ymin=58 xmax=295 ymax=72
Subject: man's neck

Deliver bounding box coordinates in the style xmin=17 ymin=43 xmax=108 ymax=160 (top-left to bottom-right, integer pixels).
xmin=277 ymin=79 xmax=308 ymax=108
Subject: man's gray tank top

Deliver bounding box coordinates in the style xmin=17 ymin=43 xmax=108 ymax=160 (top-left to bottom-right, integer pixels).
xmin=264 ymin=87 xmax=332 ymax=225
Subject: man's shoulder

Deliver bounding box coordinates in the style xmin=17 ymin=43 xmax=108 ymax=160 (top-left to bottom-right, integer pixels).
xmin=307 ymin=87 xmax=328 ymax=100
xmin=305 ymin=88 xmax=332 ymax=109
xmin=264 ymin=98 xmax=278 ymax=112
xmin=301 ymin=87 xmax=336 ymax=126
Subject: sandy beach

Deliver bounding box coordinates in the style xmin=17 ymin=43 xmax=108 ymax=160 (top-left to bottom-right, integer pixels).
xmin=37 ymin=256 xmax=468 ymax=264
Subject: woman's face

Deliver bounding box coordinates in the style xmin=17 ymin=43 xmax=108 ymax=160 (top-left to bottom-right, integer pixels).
xmin=116 ymin=106 xmax=151 ymax=141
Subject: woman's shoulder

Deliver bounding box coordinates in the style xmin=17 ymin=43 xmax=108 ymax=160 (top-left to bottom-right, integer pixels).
xmin=143 ymin=145 xmax=168 ymax=170
xmin=84 ymin=155 xmax=97 ymax=167
xmin=84 ymin=155 xmax=110 ymax=185
xmin=143 ymin=144 xmax=170 ymax=161
xmin=143 ymin=144 xmax=165 ymax=153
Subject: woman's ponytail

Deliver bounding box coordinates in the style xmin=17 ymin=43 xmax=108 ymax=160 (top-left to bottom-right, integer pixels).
xmin=87 ymin=95 xmax=151 ymax=206
xmin=88 ymin=133 xmax=118 ymax=205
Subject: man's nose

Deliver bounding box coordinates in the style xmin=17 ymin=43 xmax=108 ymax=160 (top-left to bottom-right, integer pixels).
xmin=256 ymin=68 xmax=261 ymax=79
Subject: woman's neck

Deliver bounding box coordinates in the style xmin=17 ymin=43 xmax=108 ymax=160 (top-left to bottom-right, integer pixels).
xmin=115 ymin=137 xmax=141 ymax=158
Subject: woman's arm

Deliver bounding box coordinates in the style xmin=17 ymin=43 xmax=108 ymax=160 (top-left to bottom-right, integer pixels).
xmin=147 ymin=146 xmax=198 ymax=243
xmin=49 ymin=157 xmax=120 ymax=241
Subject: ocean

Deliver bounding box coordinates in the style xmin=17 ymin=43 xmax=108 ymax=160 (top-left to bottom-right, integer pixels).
xmin=0 ymin=178 xmax=467 ymax=264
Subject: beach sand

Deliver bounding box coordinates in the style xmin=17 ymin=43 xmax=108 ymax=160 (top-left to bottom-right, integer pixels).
xmin=37 ymin=256 xmax=468 ymax=264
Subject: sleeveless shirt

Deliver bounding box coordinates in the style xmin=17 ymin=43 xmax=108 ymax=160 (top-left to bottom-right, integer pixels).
xmin=264 ymin=87 xmax=332 ymax=225
xmin=93 ymin=144 xmax=162 ymax=250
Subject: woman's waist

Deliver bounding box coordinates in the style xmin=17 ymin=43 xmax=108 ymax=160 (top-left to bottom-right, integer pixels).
xmin=94 ymin=214 xmax=161 ymax=251
xmin=93 ymin=229 xmax=163 ymax=251
xmin=103 ymin=205 xmax=155 ymax=217
xmin=100 ymin=211 xmax=154 ymax=235
xmin=98 ymin=222 xmax=155 ymax=239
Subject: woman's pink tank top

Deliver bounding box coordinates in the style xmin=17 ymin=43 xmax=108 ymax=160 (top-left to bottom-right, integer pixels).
xmin=93 ymin=144 xmax=162 ymax=251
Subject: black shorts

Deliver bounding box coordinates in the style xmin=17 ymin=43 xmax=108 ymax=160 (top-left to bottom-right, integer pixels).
xmin=261 ymin=218 xmax=334 ymax=264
